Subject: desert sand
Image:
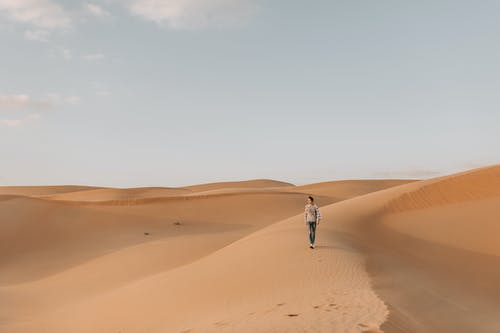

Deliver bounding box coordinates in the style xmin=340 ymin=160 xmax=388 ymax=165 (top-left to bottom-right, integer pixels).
xmin=1 ymin=166 xmax=499 ymax=332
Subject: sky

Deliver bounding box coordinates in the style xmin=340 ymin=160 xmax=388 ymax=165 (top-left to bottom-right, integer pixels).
xmin=0 ymin=0 xmax=499 ymax=187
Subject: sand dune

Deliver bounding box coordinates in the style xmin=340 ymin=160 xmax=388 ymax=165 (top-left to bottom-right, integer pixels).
xmin=22 ymin=179 xmax=294 ymax=203
xmin=3 ymin=212 xmax=388 ymax=333
xmin=43 ymin=186 xmax=193 ymax=202
xmin=0 ymin=190 xmax=321 ymax=284
xmin=291 ymin=179 xmax=416 ymax=200
xmin=0 ymin=185 xmax=103 ymax=197
xmin=2 ymin=178 xmax=411 ymax=205
xmin=384 ymin=165 xmax=500 ymax=212
xmin=382 ymin=165 xmax=500 ymax=257
xmin=1 ymin=167 xmax=500 ymax=332
xmin=183 ymin=179 xmax=295 ymax=192
xmin=320 ymin=164 xmax=500 ymax=332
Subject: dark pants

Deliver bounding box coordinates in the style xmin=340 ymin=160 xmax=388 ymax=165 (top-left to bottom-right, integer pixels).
xmin=307 ymin=221 xmax=317 ymax=245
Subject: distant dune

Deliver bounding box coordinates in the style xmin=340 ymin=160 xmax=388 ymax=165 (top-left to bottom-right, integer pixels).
xmin=183 ymin=178 xmax=295 ymax=192
xmin=43 ymin=187 xmax=193 ymax=202
xmin=1 ymin=167 xmax=499 ymax=332
xmin=0 ymin=185 xmax=103 ymax=196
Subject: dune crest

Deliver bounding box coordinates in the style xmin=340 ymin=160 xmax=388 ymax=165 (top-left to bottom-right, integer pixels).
xmin=0 ymin=185 xmax=103 ymax=197
xmin=384 ymin=164 xmax=500 ymax=213
xmin=292 ymin=179 xmax=416 ymax=200
xmin=183 ymin=179 xmax=295 ymax=192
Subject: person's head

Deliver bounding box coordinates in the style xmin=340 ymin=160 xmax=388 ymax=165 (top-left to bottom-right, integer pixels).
xmin=306 ymin=196 xmax=314 ymax=204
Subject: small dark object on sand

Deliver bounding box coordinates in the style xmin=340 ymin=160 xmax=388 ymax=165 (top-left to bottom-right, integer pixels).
xmin=173 ymin=221 xmax=182 ymax=225
xmin=144 ymin=232 xmax=150 ymax=235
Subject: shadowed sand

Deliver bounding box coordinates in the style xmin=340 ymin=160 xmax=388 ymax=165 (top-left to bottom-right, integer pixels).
xmin=322 ymin=165 xmax=500 ymax=332
xmin=0 ymin=167 xmax=499 ymax=332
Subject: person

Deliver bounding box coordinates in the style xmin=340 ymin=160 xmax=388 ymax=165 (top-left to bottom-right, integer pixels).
xmin=304 ymin=196 xmax=322 ymax=249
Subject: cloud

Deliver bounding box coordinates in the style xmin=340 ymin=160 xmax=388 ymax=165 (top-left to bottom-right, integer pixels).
xmin=65 ymin=95 xmax=81 ymax=105
xmin=0 ymin=112 xmax=41 ymax=127
xmin=96 ymin=90 xmax=111 ymax=96
xmin=61 ymin=47 xmax=72 ymax=60
xmin=0 ymin=93 xmax=51 ymax=110
xmin=47 ymin=47 xmax=72 ymax=60
xmin=81 ymin=52 xmax=104 ymax=61
xmin=24 ymin=28 xmax=50 ymax=41
xmin=0 ymin=118 xmax=22 ymax=127
xmin=91 ymin=81 xmax=111 ymax=96
xmin=0 ymin=94 xmax=30 ymax=109
xmin=1 ymin=93 xmax=79 ymax=111
xmin=26 ymin=112 xmax=41 ymax=119
xmin=46 ymin=93 xmax=81 ymax=105
xmin=0 ymin=93 xmax=79 ymax=127
xmin=0 ymin=0 xmax=71 ymax=29
xmin=84 ymin=3 xmax=110 ymax=18
xmin=127 ymin=0 xmax=260 ymax=29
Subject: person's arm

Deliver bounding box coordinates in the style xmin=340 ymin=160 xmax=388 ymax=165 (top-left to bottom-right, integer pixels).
xmin=304 ymin=207 xmax=307 ymax=224
xmin=316 ymin=206 xmax=322 ymax=224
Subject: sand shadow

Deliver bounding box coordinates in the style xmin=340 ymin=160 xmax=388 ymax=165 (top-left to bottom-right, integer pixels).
xmin=313 ymin=244 xmax=355 ymax=252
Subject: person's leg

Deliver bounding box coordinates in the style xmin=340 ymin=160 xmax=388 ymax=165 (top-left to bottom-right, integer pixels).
xmin=310 ymin=221 xmax=316 ymax=245
xmin=308 ymin=222 xmax=314 ymax=245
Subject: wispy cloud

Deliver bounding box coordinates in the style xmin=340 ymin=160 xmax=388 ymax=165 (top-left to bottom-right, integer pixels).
xmin=81 ymin=52 xmax=104 ymax=61
xmin=0 ymin=94 xmax=30 ymax=109
xmin=65 ymin=95 xmax=81 ymax=105
xmin=0 ymin=118 xmax=22 ymax=127
xmin=0 ymin=112 xmax=41 ymax=127
xmin=0 ymin=94 xmax=51 ymax=110
xmin=47 ymin=47 xmax=73 ymax=60
xmin=91 ymin=81 xmax=112 ymax=97
xmin=61 ymin=47 xmax=72 ymax=60
xmin=84 ymin=3 xmax=110 ymax=18
xmin=24 ymin=28 xmax=50 ymax=41
xmin=127 ymin=0 xmax=260 ymax=29
xmin=46 ymin=93 xmax=81 ymax=105
xmin=0 ymin=0 xmax=71 ymax=29
xmin=0 ymin=93 xmax=80 ymax=127
xmin=96 ymin=90 xmax=111 ymax=97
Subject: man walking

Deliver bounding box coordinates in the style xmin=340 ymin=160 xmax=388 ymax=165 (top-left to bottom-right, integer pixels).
xmin=304 ymin=196 xmax=322 ymax=249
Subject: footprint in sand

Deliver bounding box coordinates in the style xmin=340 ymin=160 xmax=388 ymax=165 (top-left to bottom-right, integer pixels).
xmin=286 ymin=313 xmax=299 ymax=317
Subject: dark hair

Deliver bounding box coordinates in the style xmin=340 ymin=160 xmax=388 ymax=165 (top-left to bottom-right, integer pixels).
xmin=308 ymin=196 xmax=314 ymax=202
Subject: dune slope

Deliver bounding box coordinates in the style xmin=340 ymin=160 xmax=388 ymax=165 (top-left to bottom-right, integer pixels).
xmin=291 ymin=179 xmax=416 ymax=200
xmin=321 ymin=164 xmax=500 ymax=332
xmin=0 ymin=178 xmax=401 ymax=333
xmin=2 ymin=168 xmax=499 ymax=332
xmin=0 ymin=190 xmax=323 ymax=284
xmin=1 ymin=206 xmax=388 ymax=333
xmin=0 ymin=185 xmax=103 ymax=197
